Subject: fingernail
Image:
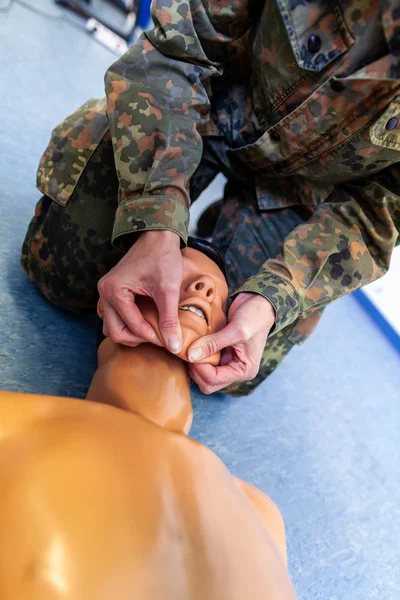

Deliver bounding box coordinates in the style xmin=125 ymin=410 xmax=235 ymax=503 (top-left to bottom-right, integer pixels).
xmin=188 ymin=347 xmax=204 ymax=362
xmin=168 ymin=335 xmax=182 ymax=354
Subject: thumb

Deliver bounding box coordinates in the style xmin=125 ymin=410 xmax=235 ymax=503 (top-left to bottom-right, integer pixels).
xmin=187 ymin=321 xmax=245 ymax=362
xmin=155 ymin=288 xmax=183 ymax=354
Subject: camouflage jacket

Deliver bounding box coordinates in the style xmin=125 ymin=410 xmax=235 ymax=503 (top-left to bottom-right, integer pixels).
xmin=37 ymin=0 xmax=400 ymax=335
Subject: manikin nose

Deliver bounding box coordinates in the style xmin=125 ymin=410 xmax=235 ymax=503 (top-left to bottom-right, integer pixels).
xmin=186 ymin=275 xmax=216 ymax=303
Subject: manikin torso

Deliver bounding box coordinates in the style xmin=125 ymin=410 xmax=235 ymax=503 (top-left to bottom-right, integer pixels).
xmin=0 ymin=248 xmax=297 ymax=599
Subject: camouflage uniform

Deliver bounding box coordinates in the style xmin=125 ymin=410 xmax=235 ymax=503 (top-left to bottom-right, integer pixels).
xmin=22 ymin=0 xmax=400 ymax=395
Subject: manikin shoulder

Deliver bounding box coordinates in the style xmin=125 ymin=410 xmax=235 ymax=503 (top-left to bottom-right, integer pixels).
xmin=0 ymin=391 xmax=296 ymax=600
xmin=234 ymin=477 xmax=287 ymax=563
xmin=0 ymin=390 xmax=220 ymax=488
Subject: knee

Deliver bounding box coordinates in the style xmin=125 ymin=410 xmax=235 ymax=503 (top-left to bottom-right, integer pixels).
xmin=21 ymin=221 xmax=98 ymax=313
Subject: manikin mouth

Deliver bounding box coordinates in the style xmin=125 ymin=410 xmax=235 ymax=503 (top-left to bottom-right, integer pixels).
xmin=179 ymin=304 xmax=209 ymax=325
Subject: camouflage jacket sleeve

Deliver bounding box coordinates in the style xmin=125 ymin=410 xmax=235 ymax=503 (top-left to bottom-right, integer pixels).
xmin=236 ymin=165 xmax=400 ymax=335
xmin=105 ymin=0 xmax=251 ymax=250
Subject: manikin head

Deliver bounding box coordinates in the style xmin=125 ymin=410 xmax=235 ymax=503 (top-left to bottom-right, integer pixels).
xmin=98 ymin=239 xmax=229 ymax=365
xmin=93 ymin=241 xmax=229 ymax=433
xmin=138 ymin=245 xmax=228 ymax=364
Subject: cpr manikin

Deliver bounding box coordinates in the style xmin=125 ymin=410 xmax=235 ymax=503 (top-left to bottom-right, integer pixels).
xmin=0 ymin=247 xmax=297 ymax=600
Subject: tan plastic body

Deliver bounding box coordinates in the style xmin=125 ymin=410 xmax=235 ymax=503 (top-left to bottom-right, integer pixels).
xmin=0 ymin=249 xmax=297 ymax=599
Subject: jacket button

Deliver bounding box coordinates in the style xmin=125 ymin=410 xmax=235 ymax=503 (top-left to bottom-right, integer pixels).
xmin=386 ymin=117 xmax=398 ymax=131
xmin=270 ymin=130 xmax=280 ymax=142
xmin=307 ymin=35 xmax=321 ymax=53
xmin=330 ymin=79 xmax=345 ymax=93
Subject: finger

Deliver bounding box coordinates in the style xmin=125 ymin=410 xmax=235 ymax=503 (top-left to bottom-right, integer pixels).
xmin=188 ymin=365 xmax=221 ymax=395
xmin=188 ymin=361 xmax=246 ymax=394
xmin=188 ymin=365 xmax=235 ymax=395
xmin=154 ymin=286 xmax=182 ymax=354
xmin=103 ymin=301 xmax=158 ymax=347
xmin=103 ymin=303 xmax=141 ymax=346
xmin=187 ymin=320 xmax=248 ymax=363
xmin=111 ymin=293 xmax=162 ymax=346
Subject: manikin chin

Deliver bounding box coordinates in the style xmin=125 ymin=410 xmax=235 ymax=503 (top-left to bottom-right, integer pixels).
xmin=0 ymin=247 xmax=297 ymax=600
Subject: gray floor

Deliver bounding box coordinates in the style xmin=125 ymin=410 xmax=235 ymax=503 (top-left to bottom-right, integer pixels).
xmin=1 ymin=2 xmax=400 ymax=598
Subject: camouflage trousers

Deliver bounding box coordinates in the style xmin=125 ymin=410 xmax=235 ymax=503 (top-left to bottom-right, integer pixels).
xmin=22 ymin=133 xmax=323 ymax=396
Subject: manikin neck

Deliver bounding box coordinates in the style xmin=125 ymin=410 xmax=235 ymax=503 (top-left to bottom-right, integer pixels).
xmin=86 ymin=340 xmax=193 ymax=435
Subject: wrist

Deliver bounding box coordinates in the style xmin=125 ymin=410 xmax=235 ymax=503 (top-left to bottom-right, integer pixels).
xmin=140 ymin=230 xmax=181 ymax=248
xmin=236 ymin=292 xmax=276 ymax=322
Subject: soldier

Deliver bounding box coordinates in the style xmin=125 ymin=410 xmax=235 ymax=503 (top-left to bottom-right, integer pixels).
xmin=22 ymin=0 xmax=400 ymax=396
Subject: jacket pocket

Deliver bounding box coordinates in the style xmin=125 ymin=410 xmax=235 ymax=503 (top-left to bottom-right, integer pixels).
xmin=230 ymin=71 xmax=400 ymax=184
xmin=289 ymin=96 xmax=400 ymax=183
xmin=369 ymin=97 xmax=400 ymax=150
xmin=36 ymin=97 xmax=109 ymax=206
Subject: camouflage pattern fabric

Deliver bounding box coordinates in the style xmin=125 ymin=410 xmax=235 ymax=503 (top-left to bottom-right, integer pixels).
xmin=24 ymin=0 xmax=400 ymax=394
xmin=23 ymin=132 xmax=123 ymax=311
xmin=22 ymin=133 xmax=319 ymax=396
xmin=210 ymin=178 xmax=324 ymax=397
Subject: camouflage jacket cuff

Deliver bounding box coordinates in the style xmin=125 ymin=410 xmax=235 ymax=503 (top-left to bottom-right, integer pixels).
xmin=112 ymin=196 xmax=190 ymax=251
xmin=234 ymin=272 xmax=301 ymax=335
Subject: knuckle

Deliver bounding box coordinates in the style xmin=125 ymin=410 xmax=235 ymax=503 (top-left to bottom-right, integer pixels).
xmin=237 ymin=323 xmax=251 ymax=341
xmin=159 ymin=282 xmax=179 ymax=296
xmin=110 ymin=332 xmax=123 ymax=344
xmin=247 ymin=367 xmax=258 ymax=380
xmin=112 ymin=287 xmax=129 ymax=303
xmin=201 ymin=372 xmax=216 ymax=387
xmin=98 ymin=277 xmax=119 ymax=301
xmin=200 ymin=373 xmax=211 ymax=386
xmin=201 ymin=385 xmax=213 ymax=395
xmin=206 ymin=337 xmax=219 ymax=356
xmin=129 ymin=340 xmax=141 ymax=348
xmin=97 ymin=277 xmax=109 ymax=296
xmin=230 ymin=322 xmax=250 ymax=341
xmin=245 ymin=359 xmax=259 ymax=381
xmin=159 ymin=316 xmax=179 ymax=330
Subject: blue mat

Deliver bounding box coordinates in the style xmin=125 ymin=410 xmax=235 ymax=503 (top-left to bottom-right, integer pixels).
xmin=1 ymin=2 xmax=399 ymax=597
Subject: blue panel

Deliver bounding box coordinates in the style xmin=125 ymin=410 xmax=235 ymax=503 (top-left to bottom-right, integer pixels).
xmin=354 ymin=289 xmax=400 ymax=356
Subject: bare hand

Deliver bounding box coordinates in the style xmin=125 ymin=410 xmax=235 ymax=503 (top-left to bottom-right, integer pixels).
xmin=187 ymin=293 xmax=275 ymax=394
xmin=98 ymin=231 xmax=184 ymax=353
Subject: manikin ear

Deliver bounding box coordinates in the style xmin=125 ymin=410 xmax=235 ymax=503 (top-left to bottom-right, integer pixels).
xmin=97 ymin=299 xmax=104 ymax=320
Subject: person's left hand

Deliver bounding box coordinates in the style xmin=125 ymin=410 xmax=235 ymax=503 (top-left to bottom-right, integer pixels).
xmin=187 ymin=292 xmax=276 ymax=394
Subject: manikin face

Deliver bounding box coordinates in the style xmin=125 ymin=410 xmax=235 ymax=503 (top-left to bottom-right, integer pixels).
xmin=136 ymin=247 xmax=228 ymax=364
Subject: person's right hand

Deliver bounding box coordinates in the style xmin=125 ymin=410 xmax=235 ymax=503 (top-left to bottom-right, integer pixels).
xmin=98 ymin=230 xmax=184 ymax=353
